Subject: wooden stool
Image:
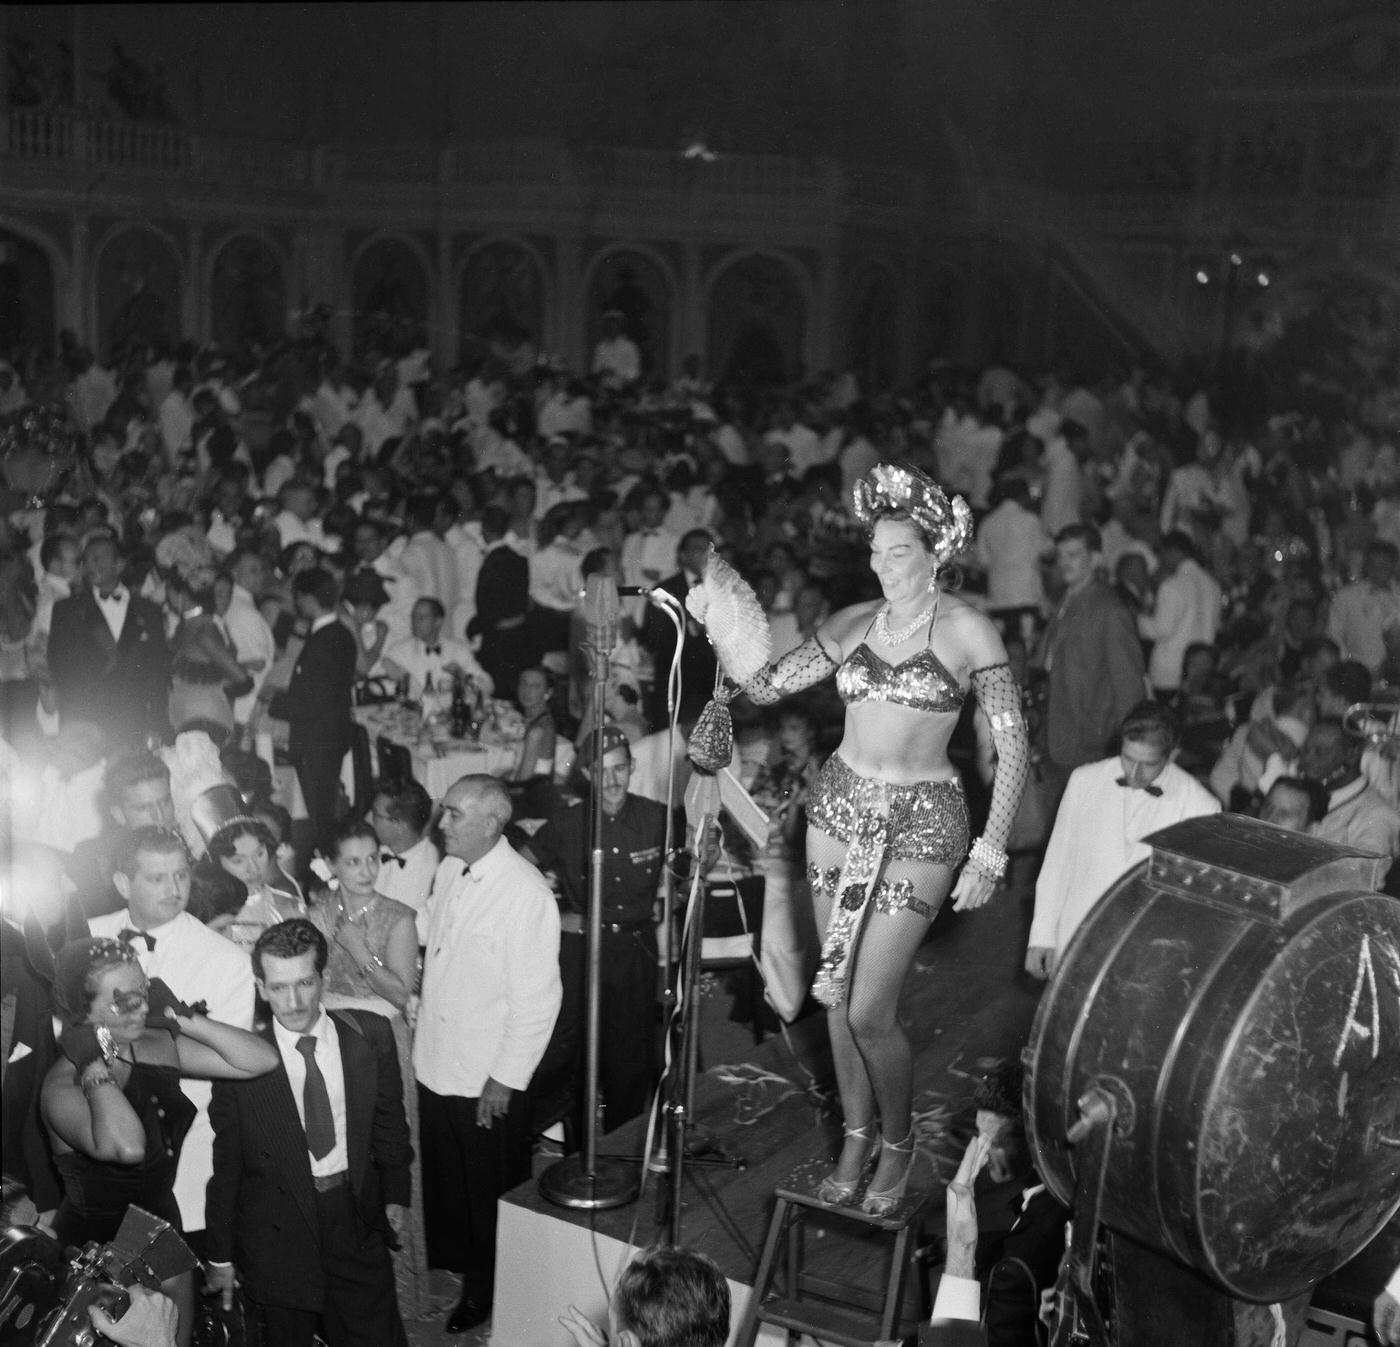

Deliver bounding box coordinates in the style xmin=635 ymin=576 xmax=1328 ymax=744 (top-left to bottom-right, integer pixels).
xmin=734 ymin=1154 xmax=933 ymax=1347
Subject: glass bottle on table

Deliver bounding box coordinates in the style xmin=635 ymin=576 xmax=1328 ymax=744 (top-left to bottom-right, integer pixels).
xmin=450 ymin=674 xmax=470 ymax=739
xmin=467 ymin=678 xmax=484 ymax=741
xmin=420 ymin=672 xmax=443 ymax=724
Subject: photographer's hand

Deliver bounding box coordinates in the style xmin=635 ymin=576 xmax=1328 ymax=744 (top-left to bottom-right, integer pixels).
xmin=206 ymin=1261 xmax=236 ymax=1312
xmin=559 ymin=1304 xmax=608 ymax=1347
xmin=89 ymin=1286 xmax=178 ymax=1347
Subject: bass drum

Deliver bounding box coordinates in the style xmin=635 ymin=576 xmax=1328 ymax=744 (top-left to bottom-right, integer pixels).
xmin=1027 ymin=814 xmax=1400 ymax=1302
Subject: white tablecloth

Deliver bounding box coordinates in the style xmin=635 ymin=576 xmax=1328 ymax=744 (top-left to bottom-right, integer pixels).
xmin=355 ymin=706 xmax=518 ymax=798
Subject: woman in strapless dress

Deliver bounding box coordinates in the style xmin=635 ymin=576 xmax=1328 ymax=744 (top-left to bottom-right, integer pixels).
xmin=42 ymin=936 xmax=278 ymax=1345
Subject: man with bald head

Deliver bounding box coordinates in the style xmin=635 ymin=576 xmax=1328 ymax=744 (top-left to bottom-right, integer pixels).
xmin=413 ymin=775 xmax=560 ymax=1334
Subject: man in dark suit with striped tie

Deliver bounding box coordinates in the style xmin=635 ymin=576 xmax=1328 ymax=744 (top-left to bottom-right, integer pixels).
xmin=206 ymin=919 xmax=410 ymax=1347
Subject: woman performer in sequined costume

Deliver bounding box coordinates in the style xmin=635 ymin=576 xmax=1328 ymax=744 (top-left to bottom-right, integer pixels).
xmin=732 ymin=464 xmax=1029 ymax=1214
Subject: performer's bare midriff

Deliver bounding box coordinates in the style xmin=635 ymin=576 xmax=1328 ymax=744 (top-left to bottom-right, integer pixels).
xmin=838 ymin=692 xmax=961 ymax=783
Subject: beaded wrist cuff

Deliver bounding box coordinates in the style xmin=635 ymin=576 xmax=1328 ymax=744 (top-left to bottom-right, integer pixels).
xmin=967 ymin=835 xmax=1008 ymax=880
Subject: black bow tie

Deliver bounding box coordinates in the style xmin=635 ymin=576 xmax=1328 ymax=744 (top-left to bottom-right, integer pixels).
xmin=381 ymin=851 xmax=405 ymax=868
xmin=1116 ymin=778 xmax=1163 ymax=798
xmin=118 ymin=927 xmax=156 ymax=950
xmin=424 ymin=646 xmax=441 ymax=656
xmin=98 ymin=590 xmax=124 ymax=604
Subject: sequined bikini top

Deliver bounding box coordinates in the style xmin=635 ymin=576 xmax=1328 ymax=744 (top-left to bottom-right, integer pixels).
xmin=836 ymin=615 xmax=967 ymax=715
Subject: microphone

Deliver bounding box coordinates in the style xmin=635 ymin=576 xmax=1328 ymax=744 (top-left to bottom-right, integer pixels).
xmin=618 ymin=584 xmax=684 ymax=612
xmin=581 ymin=573 xmax=620 ymax=679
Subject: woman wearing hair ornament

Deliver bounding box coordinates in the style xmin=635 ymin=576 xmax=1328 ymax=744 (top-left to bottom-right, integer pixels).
xmin=690 ymin=462 xmax=1029 ymax=1214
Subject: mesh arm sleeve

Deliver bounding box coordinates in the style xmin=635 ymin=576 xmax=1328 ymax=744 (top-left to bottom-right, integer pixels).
xmin=971 ymin=662 xmax=1030 ymax=852
xmin=742 ymin=637 xmax=840 ymax=705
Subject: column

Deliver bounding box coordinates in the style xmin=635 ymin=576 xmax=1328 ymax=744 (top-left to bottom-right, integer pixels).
xmin=556 ymin=232 xmax=583 ymax=370
xmin=895 ymin=245 xmax=919 ymax=387
xmin=965 ymin=236 xmax=994 ymax=366
xmin=435 ymin=228 xmax=454 ymax=366
xmin=681 ymin=240 xmax=703 ymax=373
xmin=185 ymin=224 xmax=203 ymax=343
xmin=70 ymin=214 xmax=90 ymax=347
xmin=813 ymin=242 xmax=839 ymax=376
xmin=296 ymin=229 xmax=347 ymax=358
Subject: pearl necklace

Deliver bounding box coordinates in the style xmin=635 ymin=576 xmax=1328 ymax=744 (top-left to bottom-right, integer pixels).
xmin=337 ymin=891 xmax=374 ymax=925
xmin=874 ymin=592 xmax=939 ymax=647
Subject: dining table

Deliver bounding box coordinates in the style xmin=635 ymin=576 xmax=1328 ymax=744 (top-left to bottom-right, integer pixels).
xmin=355 ymin=702 xmax=521 ymax=799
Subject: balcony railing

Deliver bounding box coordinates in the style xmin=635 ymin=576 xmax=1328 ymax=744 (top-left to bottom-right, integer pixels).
xmin=7 ymin=106 xmax=193 ymax=172
xmin=6 ymin=107 xmax=78 ymax=160
xmin=5 ymin=105 xmax=1394 ymax=311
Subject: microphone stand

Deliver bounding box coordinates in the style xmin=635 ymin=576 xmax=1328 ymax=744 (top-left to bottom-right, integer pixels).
xmin=656 ymin=780 xmax=743 ymax=1247
xmin=538 ymin=581 xmax=639 ymax=1212
xmin=604 ymin=592 xmax=742 ymax=1244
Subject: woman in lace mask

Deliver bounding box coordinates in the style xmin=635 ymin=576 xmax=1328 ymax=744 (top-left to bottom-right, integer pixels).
xmin=724 ymin=463 xmax=1029 ymax=1215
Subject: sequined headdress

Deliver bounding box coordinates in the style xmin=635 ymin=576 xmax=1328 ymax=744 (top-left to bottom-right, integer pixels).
xmin=852 ymin=463 xmax=973 ymax=569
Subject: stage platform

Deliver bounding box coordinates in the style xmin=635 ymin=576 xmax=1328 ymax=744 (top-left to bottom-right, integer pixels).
xmin=489 ymin=883 xmax=1043 ymax=1346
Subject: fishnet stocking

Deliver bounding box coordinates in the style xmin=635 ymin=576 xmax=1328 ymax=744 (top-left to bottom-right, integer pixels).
xmin=808 ymin=825 xmax=956 ymax=1190
xmin=971 ymin=662 xmax=1031 ymax=855
xmin=743 ymin=637 xmax=839 ymax=705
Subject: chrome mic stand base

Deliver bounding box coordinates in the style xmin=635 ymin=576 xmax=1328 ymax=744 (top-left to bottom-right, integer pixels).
xmin=538 ymin=1154 xmax=640 ymax=1211
xmin=643 ymin=1118 xmax=745 ymax=1175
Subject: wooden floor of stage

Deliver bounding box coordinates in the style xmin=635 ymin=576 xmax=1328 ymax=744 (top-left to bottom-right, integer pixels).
xmin=403 ymin=867 xmax=1045 ymax=1344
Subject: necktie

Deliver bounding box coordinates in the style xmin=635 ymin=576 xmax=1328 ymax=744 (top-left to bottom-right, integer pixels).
xmin=425 ymin=645 xmax=441 ymax=656
xmin=296 ymin=1035 xmax=335 ymax=1160
xmin=98 ymin=590 xmax=123 ymax=604
xmin=118 ymin=927 xmax=156 ymax=950
xmin=1116 ymin=777 xmax=1163 ymax=798
xmin=381 ymin=851 xmax=405 ymax=868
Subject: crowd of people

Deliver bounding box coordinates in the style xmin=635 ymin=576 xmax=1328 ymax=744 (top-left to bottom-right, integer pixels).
xmin=3 ymin=306 xmax=1400 ymax=1344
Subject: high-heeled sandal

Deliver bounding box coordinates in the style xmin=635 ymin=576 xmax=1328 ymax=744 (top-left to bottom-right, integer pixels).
xmin=860 ymin=1129 xmax=916 ymax=1216
xmin=816 ymin=1123 xmax=875 ymax=1206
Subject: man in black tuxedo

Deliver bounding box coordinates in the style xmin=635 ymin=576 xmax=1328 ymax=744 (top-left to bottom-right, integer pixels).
xmin=639 ymin=528 xmax=719 ymax=731
xmin=284 ymin=568 xmax=357 ymax=848
xmin=474 ymin=504 xmax=536 ymax=696
xmin=920 ymin=1134 xmax=994 ymax=1347
xmin=920 ymin=1061 xmax=1070 ymax=1347
xmin=47 ymin=533 xmax=169 ymax=745
xmin=207 ymin=919 xmax=410 ymax=1347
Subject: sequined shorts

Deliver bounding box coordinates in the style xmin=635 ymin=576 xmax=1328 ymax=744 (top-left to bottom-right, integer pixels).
xmin=806 ymin=753 xmax=970 ymax=865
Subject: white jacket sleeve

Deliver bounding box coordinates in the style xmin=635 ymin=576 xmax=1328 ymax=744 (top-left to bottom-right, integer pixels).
xmin=1029 ymin=771 xmax=1085 ymax=950
xmin=489 ymin=882 xmax=562 ymax=1092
